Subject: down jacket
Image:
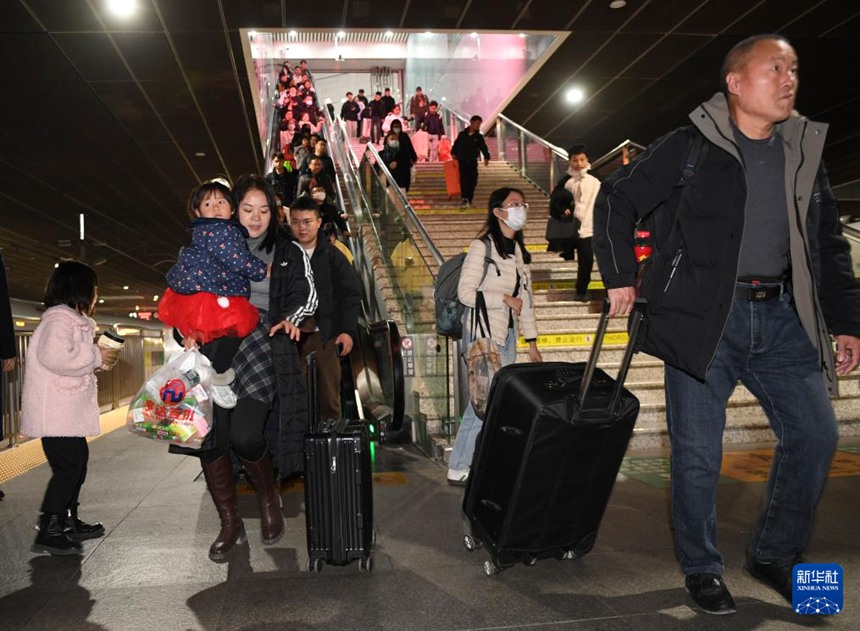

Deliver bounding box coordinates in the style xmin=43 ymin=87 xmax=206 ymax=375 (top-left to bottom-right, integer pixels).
xmin=593 ymin=92 xmax=860 ymax=393
xmin=21 ymin=305 xmax=103 ymax=437
xmin=458 ymin=237 xmax=538 ymax=346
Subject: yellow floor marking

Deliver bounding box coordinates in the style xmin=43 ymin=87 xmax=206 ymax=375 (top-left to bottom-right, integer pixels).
xmin=0 ymin=406 xmax=129 ymax=484
xmin=532 ymin=280 xmax=606 ymax=291
xmin=721 ymin=449 xmax=860 ymax=482
xmin=517 ymin=331 xmax=629 ymax=348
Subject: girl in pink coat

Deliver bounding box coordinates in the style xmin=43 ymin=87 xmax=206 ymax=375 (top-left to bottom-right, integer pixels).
xmin=21 ymin=261 xmax=119 ymax=555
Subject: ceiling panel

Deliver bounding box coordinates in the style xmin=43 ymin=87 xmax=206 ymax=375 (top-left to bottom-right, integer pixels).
xmin=158 ymin=0 xmax=224 ymax=32
xmin=514 ymin=0 xmax=590 ymax=30
xmin=54 ymin=33 xmax=130 ymax=81
xmin=24 ymin=0 xmax=103 ymax=32
xmin=112 ymin=32 xmax=184 ymax=81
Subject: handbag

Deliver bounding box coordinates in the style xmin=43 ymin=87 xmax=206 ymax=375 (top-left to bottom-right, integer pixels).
xmin=464 ymin=292 xmax=501 ymax=420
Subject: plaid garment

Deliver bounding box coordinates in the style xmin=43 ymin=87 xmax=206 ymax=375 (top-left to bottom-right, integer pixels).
xmin=231 ymin=314 xmax=276 ymax=404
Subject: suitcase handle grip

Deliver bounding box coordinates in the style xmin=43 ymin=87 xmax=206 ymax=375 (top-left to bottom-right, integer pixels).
xmin=577 ymin=297 xmax=646 ymax=418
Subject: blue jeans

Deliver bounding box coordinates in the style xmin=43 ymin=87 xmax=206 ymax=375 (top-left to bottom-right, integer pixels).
xmin=448 ymin=326 xmax=518 ymax=471
xmin=665 ymin=284 xmax=838 ymax=575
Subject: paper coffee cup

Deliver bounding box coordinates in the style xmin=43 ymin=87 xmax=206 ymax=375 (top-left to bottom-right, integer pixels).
xmin=98 ymin=331 xmax=124 ymax=370
xmin=98 ymin=331 xmax=125 ymax=351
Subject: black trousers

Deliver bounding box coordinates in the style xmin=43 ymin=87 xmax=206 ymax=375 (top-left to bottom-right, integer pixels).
xmin=459 ymin=160 xmax=479 ymax=202
xmin=575 ymin=237 xmax=594 ymax=295
xmin=40 ymin=437 xmax=88 ymax=515
xmin=197 ymin=336 xmax=270 ymax=465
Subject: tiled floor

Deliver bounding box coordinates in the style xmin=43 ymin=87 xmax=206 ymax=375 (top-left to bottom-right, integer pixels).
xmin=0 ymin=420 xmax=857 ymax=630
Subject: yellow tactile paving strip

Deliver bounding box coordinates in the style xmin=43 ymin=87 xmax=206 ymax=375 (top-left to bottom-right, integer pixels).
xmin=0 ymin=406 xmax=128 ymax=485
xmin=721 ymin=449 xmax=860 ymax=482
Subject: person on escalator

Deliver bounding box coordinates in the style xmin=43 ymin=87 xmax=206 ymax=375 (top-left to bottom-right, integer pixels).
xmin=287 ymin=195 xmax=362 ymax=421
xmin=451 ymin=115 xmax=491 ymax=208
xmin=381 ymin=132 xmax=415 ymax=193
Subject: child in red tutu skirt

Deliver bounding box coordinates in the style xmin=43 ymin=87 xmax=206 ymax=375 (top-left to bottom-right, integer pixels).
xmin=159 ymin=180 xmax=268 ymax=346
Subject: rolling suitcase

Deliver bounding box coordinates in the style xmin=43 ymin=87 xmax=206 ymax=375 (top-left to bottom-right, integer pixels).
xmin=303 ymin=353 xmax=374 ymax=573
xmin=462 ymin=299 xmax=645 ymax=576
xmin=444 ymin=159 xmax=461 ymax=199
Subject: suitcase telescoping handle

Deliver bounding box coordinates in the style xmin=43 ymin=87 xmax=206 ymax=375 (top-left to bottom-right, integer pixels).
xmin=306 ymin=351 xmax=318 ymax=433
xmin=578 ymin=297 xmax=647 ymax=417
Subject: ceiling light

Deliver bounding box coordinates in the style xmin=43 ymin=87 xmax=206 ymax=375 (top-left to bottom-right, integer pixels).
xmin=288 ymin=30 xmax=298 ymax=37
xmin=106 ymin=0 xmax=136 ymax=18
xmin=423 ymin=31 xmax=433 ymax=37
xmin=609 ymin=0 xmax=627 ymax=8
xmin=135 ymin=305 xmax=140 ymax=311
xmin=248 ymin=31 xmax=257 ymax=37
xmin=123 ymin=285 xmax=129 ymax=290
xmin=336 ymin=30 xmax=346 ymax=38
xmin=194 ymin=151 xmax=206 ymax=157
xmin=470 ymin=32 xmax=478 ymax=38
xmin=152 ymin=295 xmax=159 ymax=301
xmin=519 ymin=33 xmax=527 ymax=38
xmin=565 ymin=87 xmax=585 ymax=104
xmin=384 ymin=30 xmax=394 ymax=38
xmin=98 ymin=299 xmax=105 ymax=304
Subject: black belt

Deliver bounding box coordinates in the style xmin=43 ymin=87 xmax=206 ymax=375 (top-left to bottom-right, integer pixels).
xmin=735 ymin=283 xmax=783 ymax=302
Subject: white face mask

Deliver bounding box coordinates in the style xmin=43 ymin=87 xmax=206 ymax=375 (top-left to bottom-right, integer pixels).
xmin=502 ymin=205 xmax=527 ymax=231
xmin=312 ymin=191 xmax=326 ymax=202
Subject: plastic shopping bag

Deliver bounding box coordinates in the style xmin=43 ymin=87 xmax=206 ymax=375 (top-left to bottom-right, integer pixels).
xmin=126 ymin=349 xmax=214 ymax=449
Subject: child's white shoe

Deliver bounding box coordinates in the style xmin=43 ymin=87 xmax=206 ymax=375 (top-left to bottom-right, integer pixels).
xmin=210 ymin=384 xmax=237 ymax=409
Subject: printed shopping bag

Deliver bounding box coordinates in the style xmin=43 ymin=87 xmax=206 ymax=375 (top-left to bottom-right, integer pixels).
xmin=126 ymin=349 xmax=214 ymax=448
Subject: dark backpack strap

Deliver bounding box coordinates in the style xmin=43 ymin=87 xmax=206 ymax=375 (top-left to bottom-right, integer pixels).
xmin=678 ymin=129 xmax=707 ymax=186
xmin=478 ymin=237 xmax=500 ymax=287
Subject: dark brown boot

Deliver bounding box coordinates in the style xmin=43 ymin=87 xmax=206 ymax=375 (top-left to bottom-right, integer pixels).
xmin=201 ymin=455 xmax=245 ymax=562
xmin=240 ymin=451 xmax=284 ymax=544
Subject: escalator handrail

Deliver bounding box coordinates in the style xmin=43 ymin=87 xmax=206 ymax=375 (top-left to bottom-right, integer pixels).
xmin=363 ymin=142 xmax=445 ymax=269
xmin=368 ymin=320 xmax=404 ymax=430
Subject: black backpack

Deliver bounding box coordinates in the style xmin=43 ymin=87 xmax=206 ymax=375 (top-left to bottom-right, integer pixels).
xmin=434 ymin=238 xmax=499 ymax=338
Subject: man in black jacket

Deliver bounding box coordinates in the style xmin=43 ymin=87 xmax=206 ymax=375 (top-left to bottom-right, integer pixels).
xmin=340 ymin=92 xmax=360 ymax=137
xmin=593 ymin=34 xmax=860 ymax=615
xmin=451 ymin=115 xmax=490 ymax=208
xmin=266 ymin=152 xmax=297 ymax=208
xmin=368 ymin=91 xmax=386 ymax=144
xmin=288 ymin=196 xmax=361 ymax=419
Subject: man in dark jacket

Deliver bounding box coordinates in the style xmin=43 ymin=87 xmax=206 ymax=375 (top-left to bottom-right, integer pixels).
xmin=451 ymin=115 xmax=490 ymax=208
xmin=593 ymin=34 xmax=860 ymax=615
xmin=381 ymin=87 xmax=396 ymax=116
xmin=266 ymin=152 xmax=297 ymax=208
xmin=340 ymin=92 xmax=360 ymax=137
xmin=368 ymin=91 xmax=386 ymax=144
xmin=288 ymin=196 xmax=361 ymax=419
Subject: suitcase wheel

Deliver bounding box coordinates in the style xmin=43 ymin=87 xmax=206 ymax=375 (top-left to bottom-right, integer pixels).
xmin=483 ymin=560 xmax=506 ymax=577
xmin=463 ymin=534 xmax=483 ymax=552
xmin=307 ymin=557 xmax=324 ymax=573
xmin=359 ymin=555 xmax=373 ymax=572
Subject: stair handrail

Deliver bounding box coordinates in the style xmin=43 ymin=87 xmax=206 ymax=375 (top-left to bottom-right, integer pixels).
xmin=319 ymin=102 xmax=388 ymax=323
xmin=590 ymin=138 xmax=647 ymax=172
xmin=496 ymin=112 xmax=568 ymax=161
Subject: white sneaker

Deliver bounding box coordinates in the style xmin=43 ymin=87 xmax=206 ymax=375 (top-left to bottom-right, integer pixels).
xmin=209 ymin=368 xmax=235 ymax=386
xmin=447 ymin=468 xmax=469 ymax=486
xmin=210 ymin=384 xmax=237 ymax=409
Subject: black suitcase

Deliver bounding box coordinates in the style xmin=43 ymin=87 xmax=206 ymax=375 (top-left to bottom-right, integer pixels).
xmin=462 ymin=299 xmax=645 ymax=576
xmin=303 ymin=353 xmax=374 ymax=573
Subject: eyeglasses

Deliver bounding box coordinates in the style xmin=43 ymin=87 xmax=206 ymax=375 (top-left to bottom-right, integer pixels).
xmin=501 ymin=202 xmax=529 ymax=211
xmin=290 ymin=218 xmax=319 ymax=228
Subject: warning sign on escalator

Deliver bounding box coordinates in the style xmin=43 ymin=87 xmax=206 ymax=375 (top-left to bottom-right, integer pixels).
xmin=401 ymin=336 xmax=415 ymax=377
